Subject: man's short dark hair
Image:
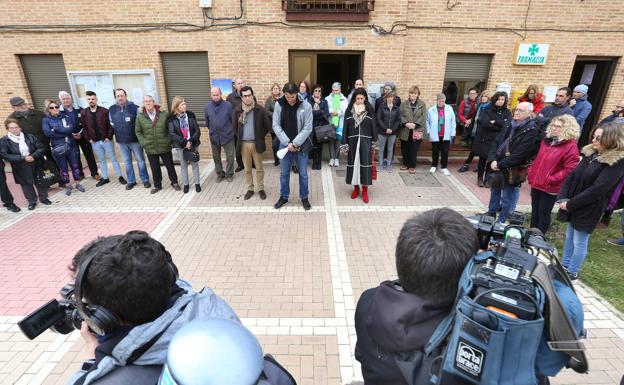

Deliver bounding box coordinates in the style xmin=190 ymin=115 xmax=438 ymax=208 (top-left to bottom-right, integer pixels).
xmin=558 ymin=87 xmax=572 ymax=97
xmin=70 ymin=230 xmax=174 ymax=325
xmin=240 ymin=85 xmax=254 ymax=96
xmin=114 ymin=88 xmax=127 ymax=96
xmin=468 ymin=87 xmax=478 ymax=93
xmin=86 ymin=91 xmax=97 ymax=97
xmin=396 ymin=208 xmax=478 ymax=305
xmin=282 ymin=82 xmax=298 ymax=94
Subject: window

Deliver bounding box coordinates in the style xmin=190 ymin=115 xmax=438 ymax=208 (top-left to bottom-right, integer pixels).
xmin=442 ymin=53 xmax=493 ymax=105
xmin=67 ymin=70 xmax=158 ymax=109
xmin=160 ymin=52 xmax=211 ymax=123
xmin=282 ymin=0 xmax=374 ymax=21
xmin=18 ymin=54 xmax=71 ymax=110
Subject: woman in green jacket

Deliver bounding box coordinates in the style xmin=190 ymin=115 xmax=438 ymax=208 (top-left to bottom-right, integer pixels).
xmin=135 ymin=95 xmax=181 ymax=194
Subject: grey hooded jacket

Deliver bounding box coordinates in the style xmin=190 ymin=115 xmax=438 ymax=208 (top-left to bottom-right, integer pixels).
xmin=67 ymin=279 xmax=239 ymax=385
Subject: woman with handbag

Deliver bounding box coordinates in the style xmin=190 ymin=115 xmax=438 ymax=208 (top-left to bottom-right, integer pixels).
xmin=308 ymin=84 xmax=330 ymax=170
xmin=527 ymin=115 xmax=579 ymax=235
xmin=342 ymin=88 xmax=377 ymax=203
xmin=42 ymin=99 xmax=85 ymax=195
xmin=325 ymin=82 xmax=348 ymax=167
xmin=557 ymin=121 xmax=624 ymax=280
xmin=398 ymin=86 xmax=427 ymax=173
xmin=167 ymin=96 xmax=201 ymax=194
xmin=0 ymin=118 xmax=52 ymax=210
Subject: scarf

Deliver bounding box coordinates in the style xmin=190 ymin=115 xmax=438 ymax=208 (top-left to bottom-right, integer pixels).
xmin=7 ymin=132 xmax=30 ymax=157
xmin=352 ymin=104 xmax=367 ymax=128
xmin=312 ymin=97 xmax=321 ymax=111
xmin=239 ymin=100 xmax=255 ymax=125
xmin=177 ymin=112 xmax=190 ymax=140
xmin=496 ymin=118 xmax=526 ymax=156
xmin=332 ymin=94 xmax=341 ymax=126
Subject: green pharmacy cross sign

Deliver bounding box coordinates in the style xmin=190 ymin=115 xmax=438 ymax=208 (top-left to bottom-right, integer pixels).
xmin=515 ymin=43 xmax=549 ymax=65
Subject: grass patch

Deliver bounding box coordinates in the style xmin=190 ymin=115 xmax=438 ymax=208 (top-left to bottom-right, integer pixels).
xmin=537 ymin=214 xmax=624 ymax=314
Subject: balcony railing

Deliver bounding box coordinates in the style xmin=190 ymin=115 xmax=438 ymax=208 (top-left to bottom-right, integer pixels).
xmin=282 ymin=0 xmax=374 ymax=21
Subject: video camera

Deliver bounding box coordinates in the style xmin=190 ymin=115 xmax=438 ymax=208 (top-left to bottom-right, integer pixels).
xmin=465 ymin=212 xmax=554 ymax=321
xmin=17 ymin=284 xmax=83 ymax=340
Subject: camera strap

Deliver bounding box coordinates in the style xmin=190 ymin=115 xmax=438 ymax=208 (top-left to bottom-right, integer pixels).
xmin=532 ymin=262 xmax=589 ymax=373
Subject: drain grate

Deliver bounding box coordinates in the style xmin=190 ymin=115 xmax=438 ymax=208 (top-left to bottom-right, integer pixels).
xmin=399 ymin=172 xmax=442 ymax=187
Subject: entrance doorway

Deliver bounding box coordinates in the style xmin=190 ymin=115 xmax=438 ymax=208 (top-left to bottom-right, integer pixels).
xmin=288 ymin=50 xmax=363 ymax=96
xmin=568 ymin=57 xmax=618 ymax=146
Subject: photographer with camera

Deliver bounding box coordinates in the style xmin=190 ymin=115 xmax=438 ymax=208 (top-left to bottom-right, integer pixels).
xmin=20 ymin=230 xmax=240 ymax=385
xmin=355 ymin=208 xmax=585 ymax=385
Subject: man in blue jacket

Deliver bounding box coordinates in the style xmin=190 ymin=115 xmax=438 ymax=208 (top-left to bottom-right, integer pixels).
xmin=109 ymin=89 xmax=151 ymax=190
xmin=569 ymin=84 xmax=592 ymax=135
xmin=534 ymin=87 xmax=574 ymax=133
xmin=205 ymin=87 xmax=235 ymax=183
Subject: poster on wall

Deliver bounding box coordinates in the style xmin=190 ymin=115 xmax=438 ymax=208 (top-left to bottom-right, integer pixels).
xmin=211 ymin=79 xmax=233 ymax=99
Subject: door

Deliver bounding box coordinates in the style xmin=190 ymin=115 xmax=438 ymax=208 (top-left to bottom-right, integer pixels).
xmin=289 ymin=52 xmax=316 ymax=88
xmin=568 ymin=57 xmax=618 ymax=146
xmin=289 ymin=50 xmax=363 ymax=95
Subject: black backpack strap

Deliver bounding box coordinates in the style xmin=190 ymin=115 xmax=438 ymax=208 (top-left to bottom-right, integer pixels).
xmin=532 ymin=262 xmax=589 ymax=374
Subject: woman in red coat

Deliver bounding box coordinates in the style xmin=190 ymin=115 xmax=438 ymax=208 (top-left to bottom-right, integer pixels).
xmin=518 ymin=84 xmax=545 ymax=114
xmin=527 ymin=114 xmax=580 ymax=234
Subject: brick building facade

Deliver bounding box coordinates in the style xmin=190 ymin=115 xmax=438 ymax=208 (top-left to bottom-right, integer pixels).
xmin=1 ymin=0 xmax=623 ymax=157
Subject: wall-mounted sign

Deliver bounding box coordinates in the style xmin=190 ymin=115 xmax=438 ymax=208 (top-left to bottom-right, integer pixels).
xmin=514 ymin=43 xmax=549 ymax=65
xmin=335 ymin=37 xmax=346 ymax=46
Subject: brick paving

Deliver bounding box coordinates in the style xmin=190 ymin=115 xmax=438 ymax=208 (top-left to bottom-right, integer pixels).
xmin=0 ymin=160 xmax=623 ymax=385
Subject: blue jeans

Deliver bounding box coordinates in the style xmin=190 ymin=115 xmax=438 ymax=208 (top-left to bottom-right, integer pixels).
xmin=488 ymin=185 xmax=520 ymax=223
xmin=91 ymin=140 xmax=123 ymax=180
xmin=278 ymin=144 xmax=309 ymax=200
xmin=561 ymin=224 xmax=590 ymax=274
xmin=52 ymin=141 xmax=81 ymax=184
xmin=117 ymin=142 xmax=149 ymax=184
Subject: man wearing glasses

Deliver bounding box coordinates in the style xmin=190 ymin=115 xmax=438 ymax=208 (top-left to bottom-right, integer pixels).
xmin=232 ymin=86 xmax=271 ymax=200
xmin=487 ymin=101 xmax=539 ymax=223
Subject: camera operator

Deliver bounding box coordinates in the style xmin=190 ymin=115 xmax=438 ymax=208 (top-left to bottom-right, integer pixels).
xmin=354 ymin=208 xmax=583 ymax=385
xmin=66 ymin=230 xmax=240 ymax=385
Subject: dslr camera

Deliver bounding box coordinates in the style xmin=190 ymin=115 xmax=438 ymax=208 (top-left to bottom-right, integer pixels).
xmin=18 ymin=284 xmax=83 ymax=340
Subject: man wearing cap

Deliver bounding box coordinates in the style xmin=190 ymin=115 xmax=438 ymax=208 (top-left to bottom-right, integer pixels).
xmin=534 ymin=87 xmax=574 ymax=133
xmin=8 ymin=96 xmax=52 ymax=162
xmin=58 ymin=91 xmax=100 ymax=180
xmin=569 ymin=84 xmax=592 ymax=135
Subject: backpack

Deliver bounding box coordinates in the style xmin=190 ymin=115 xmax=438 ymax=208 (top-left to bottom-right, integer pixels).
xmin=258 ymin=354 xmax=298 ymax=385
xmin=394 ymin=228 xmax=588 ymax=385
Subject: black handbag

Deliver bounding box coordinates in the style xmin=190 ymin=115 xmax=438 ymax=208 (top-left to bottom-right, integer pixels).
xmin=487 ymin=171 xmax=505 ymax=190
xmin=35 ymin=160 xmax=60 ymax=188
xmin=52 ymin=143 xmax=70 ymax=158
xmin=182 ymin=147 xmax=200 ymax=163
xmin=314 ymin=123 xmax=336 ymax=143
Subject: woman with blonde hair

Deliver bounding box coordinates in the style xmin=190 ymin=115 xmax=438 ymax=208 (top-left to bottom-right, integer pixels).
xmin=557 ymin=121 xmax=624 ymax=280
xmin=527 ymin=114 xmax=580 ymax=234
xmin=167 ymin=96 xmax=201 ymax=193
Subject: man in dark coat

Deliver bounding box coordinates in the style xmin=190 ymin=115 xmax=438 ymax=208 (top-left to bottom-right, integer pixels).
xmin=7 ymin=96 xmax=53 ymax=163
xmin=232 ymin=86 xmax=271 ymax=200
xmin=486 ymin=101 xmax=539 ymax=223
xmin=355 ymin=208 xmax=479 ymax=385
xmin=0 ymin=159 xmax=20 ymax=212
xmin=534 ymin=87 xmax=573 ymax=133
xmin=227 ymin=78 xmax=245 ymax=172
xmin=205 ymin=87 xmax=235 ymax=182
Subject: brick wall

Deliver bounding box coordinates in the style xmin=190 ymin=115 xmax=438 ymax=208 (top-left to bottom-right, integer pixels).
xmin=1 ymin=0 xmax=622 ymax=158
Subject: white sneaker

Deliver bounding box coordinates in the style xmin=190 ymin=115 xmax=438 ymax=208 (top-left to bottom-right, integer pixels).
xmin=329 ymin=159 xmax=335 ymax=167
xmin=441 ymin=168 xmax=450 ymax=176
xmin=429 ymin=167 xmax=436 ymax=173
xmin=334 ymin=158 xmax=339 ymax=167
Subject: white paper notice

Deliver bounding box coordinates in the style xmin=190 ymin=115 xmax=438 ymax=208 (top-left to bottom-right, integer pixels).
xmin=580 ymin=64 xmax=597 ymax=85
xmin=543 ymin=86 xmax=558 ymax=103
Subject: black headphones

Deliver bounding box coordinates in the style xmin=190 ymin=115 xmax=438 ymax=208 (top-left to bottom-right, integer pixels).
xmin=74 ymin=250 xmax=179 ymax=336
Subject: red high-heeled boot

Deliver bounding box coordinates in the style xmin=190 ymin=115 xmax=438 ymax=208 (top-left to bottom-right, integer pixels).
xmin=351 ymin=185 xmax=360 ymax=199
xmin=362 ymin=186 xmax=369 ymax=203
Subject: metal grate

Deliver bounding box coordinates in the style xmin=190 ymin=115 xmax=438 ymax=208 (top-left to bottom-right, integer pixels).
xmin=399 ymin=172 xmax=442 ymax=187
xmin=283 ymin=0 xmax=374 ymax=13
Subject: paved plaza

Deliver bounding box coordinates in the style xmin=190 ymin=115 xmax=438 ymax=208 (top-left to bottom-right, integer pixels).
xmin=0 ymin=158 xmax=623 ymax=385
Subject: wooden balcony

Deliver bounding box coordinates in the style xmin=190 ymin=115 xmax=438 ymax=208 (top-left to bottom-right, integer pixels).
xmin=282 ymin=0 xmax=374 ymax=22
